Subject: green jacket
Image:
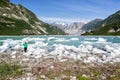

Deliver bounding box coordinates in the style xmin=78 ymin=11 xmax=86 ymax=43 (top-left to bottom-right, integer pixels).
xmin=23 ymin=43 xmax=28 ymax=48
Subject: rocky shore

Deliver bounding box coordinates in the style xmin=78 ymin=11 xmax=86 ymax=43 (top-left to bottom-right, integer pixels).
xmin=0 ymin=48 xmax=120 ymax=80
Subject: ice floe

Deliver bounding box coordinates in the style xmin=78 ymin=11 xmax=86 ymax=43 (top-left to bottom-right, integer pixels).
xmin=0 ymin=36 xmax=120 ymax=64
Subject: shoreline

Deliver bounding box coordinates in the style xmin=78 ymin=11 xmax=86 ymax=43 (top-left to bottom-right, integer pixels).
xmin=0 ymin=49 xmax=120 ymax=80
xmin=0 ymin=35 xmax=120 ymax=37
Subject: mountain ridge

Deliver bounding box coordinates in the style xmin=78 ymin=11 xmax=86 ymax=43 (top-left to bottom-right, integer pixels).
xmin=0 ymin=0 xmax=66 ymax=35
xmin=50 ymin=19 xmax=103 ymax=35
xmin=83 ymin=10 xmax=120 ymax=35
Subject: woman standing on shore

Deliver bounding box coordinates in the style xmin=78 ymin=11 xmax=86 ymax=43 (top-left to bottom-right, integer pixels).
xmin=23 ymin=42 xmax=28 ymax=53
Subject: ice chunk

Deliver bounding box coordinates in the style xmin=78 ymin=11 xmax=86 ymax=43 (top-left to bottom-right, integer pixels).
xmin=70 ymin=38 xmax=79 ymax=41
xmin=0 ymin=43 xmax=9 ymax=52
xmin=105 ymin=45 xmax=114 ymax=53
xmin=13 ymin=45 xmax=21 ymax=49
xmin=85 ymin=38 xmax=98 ymax=40
xmin=70 ymin=76 xmax=76 ymax=80
xmin=98 ymin=37 xmax=106 ymax=43
xmin=55 ymin=38 xmax=69 ymax=42
xmin=102 ymin=55 xmax=107 ymax=60
xmin=86 ymin=45 xmax=93 ymax=51
xmin=113 ymin=58 xmax=120 ymax=62
xmin=69 ymin=53 xmax=77 ymax=60
xmin=87 ymin=56 xmax=96 ymax=62
xmin=92 ymin=48 xmax=107 ymax=54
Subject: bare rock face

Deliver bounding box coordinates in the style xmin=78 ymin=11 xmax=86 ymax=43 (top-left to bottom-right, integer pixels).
xmin=64 ymin=22 xmax=85 ymax=35
xmin=51 ymin=22 xmax=85 ymax=35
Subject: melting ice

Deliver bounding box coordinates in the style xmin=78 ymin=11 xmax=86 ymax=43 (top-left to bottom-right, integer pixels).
xmin=0 ymin=36 xmax=120 ymax=63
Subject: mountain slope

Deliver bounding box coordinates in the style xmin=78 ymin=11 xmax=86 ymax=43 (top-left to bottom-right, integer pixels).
xmin=0 ymin=0 xmax=66 ymax=35
xmin=50 ymin=22 xmax=85 ymax=35
xmin=50 ymin=20 xmax=104 ymax=35
xmin=83 ymin=11 xmax=120 ymax=35
xmin=82 ymin=19 xmax=103 ymax=32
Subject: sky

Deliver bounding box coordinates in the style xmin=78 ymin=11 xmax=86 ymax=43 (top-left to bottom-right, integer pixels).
xmin=10 ymin=0 xmax=120 ymax=23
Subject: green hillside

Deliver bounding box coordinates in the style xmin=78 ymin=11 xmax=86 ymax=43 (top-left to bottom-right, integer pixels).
xmin=0 ymin=0 xmax=66 ymax=35
xmin=0 ymin=16 xmax=35 ymax=35
xmin=83 ymin=10 xmax=120 ymax=35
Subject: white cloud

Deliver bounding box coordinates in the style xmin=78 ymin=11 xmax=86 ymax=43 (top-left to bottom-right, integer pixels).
xmin=53 ymin=1 xmax=102 ymax=14
xmin=39 ymin=17 xmax=90 ymax=23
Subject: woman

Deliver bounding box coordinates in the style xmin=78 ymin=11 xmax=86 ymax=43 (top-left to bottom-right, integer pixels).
xmin=23 ymin=42 xmax=28 ymax=52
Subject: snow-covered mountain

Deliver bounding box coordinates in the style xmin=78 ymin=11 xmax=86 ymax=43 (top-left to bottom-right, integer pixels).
xmin=64 ymin=22 xmax=85 ymax=35
xmin=50 ymin=22 xmax=85 ymax=35
xmin=50 ymin=22 xmax=68 ymax=29
xmin=49 ymin=19 xmax=103 ymax=35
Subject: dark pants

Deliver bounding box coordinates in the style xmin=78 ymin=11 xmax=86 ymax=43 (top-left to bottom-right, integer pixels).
xmin=24 ymin=47 xmax=27 ymax=52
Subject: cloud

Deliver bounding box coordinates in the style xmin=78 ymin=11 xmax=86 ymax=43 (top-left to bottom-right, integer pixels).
xmin=52 ymin=0 xmax=102 ymax=14
xmin=39 ymin=17 xmax=90 ymax=23
xmin=65 ymin=5 xmax=101 ymax=14
xmin=52 ymin=0 xmax=119 ymax=15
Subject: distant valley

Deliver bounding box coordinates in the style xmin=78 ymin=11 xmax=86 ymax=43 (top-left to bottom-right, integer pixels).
xmin=50 ymin=18 xmax=103 ymax=35
xmin=50 ymin=10 xmax=120 ymax=36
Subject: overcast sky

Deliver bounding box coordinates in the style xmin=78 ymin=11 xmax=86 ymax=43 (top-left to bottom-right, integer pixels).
xmin=10 ymin=0 xmax=120 ymax=23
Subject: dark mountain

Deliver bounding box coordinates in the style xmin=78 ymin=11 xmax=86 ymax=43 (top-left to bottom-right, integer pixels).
xmin=83 ymin=10 xmax=120 ymax=35
xmin=82 ymin=19 xmax=103 ymax=32
xmin=0 ymin=0 xmax=66 ymax=35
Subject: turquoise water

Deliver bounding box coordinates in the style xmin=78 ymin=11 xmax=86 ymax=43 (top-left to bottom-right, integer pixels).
xmin=0 ymin=36 xmax=120 ymax=46
xmin=0 ymin=36 xmax=119 ymax=50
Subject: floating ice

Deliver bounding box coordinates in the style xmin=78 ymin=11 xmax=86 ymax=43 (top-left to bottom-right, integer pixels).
xmin=47 ymin=37 xmax=55 ymax=41
xmin=0 ymin=43 xmax=9 ymax=52
xmin=13 ymin=45 xmax=21 ymax=49
xmin=35 ymin=41 xmax=48 ymax=47
xmin=82 ymin=41 xmax=92 ymax=44
xmin=92 ymin=48 xmax=107 ymax=54
xmin=85 ymin=38 xmax=98 ymax=40
xmin=28 ymin=38 xmax=46 ymax=42
xmin=70 ymin=38 xmax=79 ymax=41
xmin=0 ymin=36 xmax=120 ymax=63
xmin=102 ymin=55 xmax=107 ymax=60
xmin=55 ymin=38 xmax=69 ymax=42
xmin=98 ymin=37 xmax=106 ymax=43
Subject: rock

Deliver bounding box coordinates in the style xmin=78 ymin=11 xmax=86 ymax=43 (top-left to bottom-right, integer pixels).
xmin=32 ymin=66 xmax=44 ymax=75
xmin=40 ymin=75 xmax=46 ymax=79
xmin=70 ymin=76 xmax=76 ymax=80
xmin=82 ymin=74 xmax=88 ymax=78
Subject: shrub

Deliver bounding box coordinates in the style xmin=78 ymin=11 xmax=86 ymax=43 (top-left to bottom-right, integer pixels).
xmin=0 ymin=63 xmax=23 ymax=79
